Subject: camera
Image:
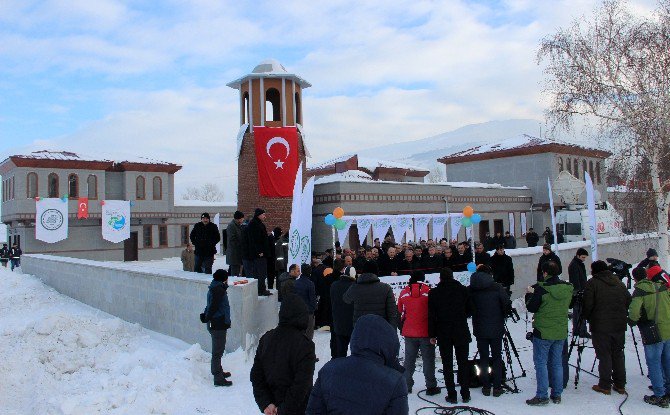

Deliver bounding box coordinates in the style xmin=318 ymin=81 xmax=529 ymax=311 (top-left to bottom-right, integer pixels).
xmin=606 ymin=257 xmax=632 ymax=280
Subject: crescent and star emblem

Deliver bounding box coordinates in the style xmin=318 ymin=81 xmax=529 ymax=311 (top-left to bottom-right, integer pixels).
xmin=266 ymin=136 xmax=291 ymax=169
xmin=79 ymin=202 xmax=87 ymax=209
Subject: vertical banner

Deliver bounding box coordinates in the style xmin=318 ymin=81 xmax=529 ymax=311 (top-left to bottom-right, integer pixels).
xmin=336 ymin=216 xmax=355 ymax=246
xmin=450 ymin=214 xmax=463 ymax=241
xmin=508 ymin=212 xmax=515 ymax=236
xmin=288 ymin=163 xmax=315 ymax=269
xmin=547 ymin=178 xmax=559 ymax=255
xmin=102 ymin=200 xmax=130 ymax=243
xmin=356 ymin=217 xmax=373 ymax=246
xmin=520 ymin=212 xmax=527 ymax=235
xmin=213 ymin=213 xmax=221 ymax=254
xmin=253 ymin=126 xmax=300 ymax=197
xmin=431 ymin=215 xmax=448 ymax=241
xmin=585 ymin=172 xmax=598 ymax=260
xmin=77 ymin=197 xmax=89 ymax=219
xmin=36 ymin=198 xmax=69 ymax=243
xmin=390 ymin=216 xmax=413 ymax=244
xmin=372 ymin=216 xmax=392 ymax=242
xmin=413 ymin=215 xmax=432 ymax=242
xmin=406 ymin=219 xmax=415 ymax=243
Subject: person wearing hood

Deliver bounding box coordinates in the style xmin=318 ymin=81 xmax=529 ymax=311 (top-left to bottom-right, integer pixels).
xmin=343 ymin=261 xmax=398 ymax=328
xmin=330 ymin=263 xmax=357 ymax=358
xmin=225 ymin=210 xmax=245 ymax=276
xmin=242 ymin=208 xmax=272 ymax=296
xmin=639 ymin=248 xmax=659 ymax=269
xmin=490 ymin=245 xmax=515 ymax=296
xmin=397 ymin=270 xmax=440 ymax=396
xmin=190 ymin=213 xmax=221 ymax=274
xmin=525 ymin=261 xmax=573 ymax=406
xmin=306 ymin=314 xmax=409 ymax=415
xmin=251 ymin=293 xmax=316 ymax=415
xmin=469 ymin=265 xmax=512 ymax=397
xmin=568 ymin=248 xmax=590 ymax=338
xmin=646 ymin=261 xmax=670 ymax=288
xmin=581 ymin=260 xmax=632 ymax=396
xmin=629 ymin=267 xmax=670 ymax=408
xmin=199 ymin=269 xmax=232 ymax=387
xmin=536 ymin=244 xmax=562 ymax=282
xmin=428 ymin=267 xmax=474 ymax=404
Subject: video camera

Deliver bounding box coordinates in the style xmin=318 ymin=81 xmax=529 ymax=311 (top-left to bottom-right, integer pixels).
xmin=606 ymin=257 xmax=632 ymax=280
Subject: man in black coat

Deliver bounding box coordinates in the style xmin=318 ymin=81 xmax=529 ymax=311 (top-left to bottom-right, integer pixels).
xmin=429 ymin=268 xmax=474 ymax=404
xmin=483 ymin=232 xmax=495 ymax=251
xmin=422 ymin=246 xmax=443 ymax=274
xmin=504 ymin=231 xmax=517 ymax=249
xmin=190 ymin=212 xmax=221 ymax=274
xmin=243 ymin=208 xmax=272 ymax=296
xmin=378 ymin=247 xmax=400 ymax=276
xmin=568 ymin=248 xmax=589 ymax=337
xmin=543 ymin=227 xmax=554 ymax=245
xmin=492 ymin=232 xmax=506 ymax=249
xmin=451 ymin=243 xmax=471 ymax=272
xmin=526 ymin=228 xmax=540 ymax=247
xmin=490 ymin=245 xmax=515 ymax=296
xmin=225 ymin=211 xmax=244 ymax=276
xmin=330 ymin=264 xmax=356 ymax=358
xmin=536 ymin=244 xmax=562 ymax=281
xmin=251 ymin=293 xmax=316 ymax=415
xmin=474 ymin=242 xmax=491 ymax=266
xmin=397 ymin=249 xmax=419 ymax=275
xmin=469 ymin=266 xmax=512 ymax=397
xmin=343 ymin=261 xmax=398 ymax=328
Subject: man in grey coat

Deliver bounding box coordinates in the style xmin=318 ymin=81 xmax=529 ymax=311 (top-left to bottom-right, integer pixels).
xmin=343 ymin=261 xmax=398 ymax=328
xmin=226 ymin=211 xmax=244 ymax=276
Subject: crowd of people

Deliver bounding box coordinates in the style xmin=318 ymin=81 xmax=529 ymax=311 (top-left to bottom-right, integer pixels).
xmin=0 ymin=242 xmax=22 ymax=271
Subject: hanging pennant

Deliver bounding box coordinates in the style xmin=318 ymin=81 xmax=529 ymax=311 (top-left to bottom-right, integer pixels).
xmin=102 ymin=200 xmax=131 ymax=243
xmin=432 ymin=215 xmax=448 ymax=241
xmin=450 ymin=214 xmax=463 ymax=241
xmin=371 ymin=216 xmax=392 ymax=243
xmin=336 ymin=216 xmax=355 ymax=245
xmin=356 ymin=217 xmax=373 ymax=246
xmin=413 ymin=215 xmax=432 ymax=242
xmin=390 ymin=215 xmax=413 ymax=244
xmin=36 ymin=198 xmax=68 ymax=243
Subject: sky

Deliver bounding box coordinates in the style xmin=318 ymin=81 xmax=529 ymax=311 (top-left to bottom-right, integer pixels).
xmin=0 ymin=0 xmax=657 ymax=201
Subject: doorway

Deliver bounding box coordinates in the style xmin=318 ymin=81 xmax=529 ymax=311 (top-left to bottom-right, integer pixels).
xmin=494 ymin=219 xmax=504 ymax=236
xmin=478 ymin=220 xmax=490 ymax=243
xmin=124 ymin=232 xmax=139 ymax=261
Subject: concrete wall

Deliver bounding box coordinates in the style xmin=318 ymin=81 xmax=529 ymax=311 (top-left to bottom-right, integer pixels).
xmin=22 ymin=254 xmax=278 ymax=353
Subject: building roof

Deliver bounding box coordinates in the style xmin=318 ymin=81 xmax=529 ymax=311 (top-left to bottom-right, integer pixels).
xmin=309 ymin=154 xmax=429 ymax=179
xmin=227 ymin=59 xmax=311 ymax=89
xmin=437 ymin=134 xmax=611 ymax=165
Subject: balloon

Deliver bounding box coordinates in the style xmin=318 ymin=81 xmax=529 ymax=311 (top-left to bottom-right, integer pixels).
xmin=334 ymin=218 xmax=346 ymax=230
xmin=325 ymin=214 xmax=336 ymax=226
xmin=333 ymin=207 xmax=345 ymax=219
xmin=461 ymin=217 xmax=472 ymax=227
xmin=467 ymin=262 xmax=477 ymax=273
xmin=471 ymin=213 xmax=482 ymax=224
xmin=463 ymin=206 xmax=474 ymax=217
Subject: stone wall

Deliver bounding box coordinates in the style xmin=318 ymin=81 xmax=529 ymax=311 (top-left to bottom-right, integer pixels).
xmin=21 ymin=254 xmax=278 ymax=353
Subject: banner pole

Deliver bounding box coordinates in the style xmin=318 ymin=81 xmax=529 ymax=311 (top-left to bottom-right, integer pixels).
xmin=332 ymin=226 xmax=336 ymax=257
xmin=444 ymin=197 xmax=450 ymax=242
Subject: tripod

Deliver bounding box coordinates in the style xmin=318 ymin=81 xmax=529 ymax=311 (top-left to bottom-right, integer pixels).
xmin=567 ymin=309 xmax=595 ymax=388
xmin=502 ymin=321 xmax=526 ymax=393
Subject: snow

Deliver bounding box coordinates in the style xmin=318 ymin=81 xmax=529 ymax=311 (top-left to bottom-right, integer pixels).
xmin=10 ymin=150 xmax=176 ymax=166
xmin=310 ymin=153 xmax=428 ymax=172
xmin=174 ymin=198 xmax=236 ymax=207
xmin=313 ymin=170 xmax=374 ymax=184
xmin=314 ymin=171 xmax=528 ymax=190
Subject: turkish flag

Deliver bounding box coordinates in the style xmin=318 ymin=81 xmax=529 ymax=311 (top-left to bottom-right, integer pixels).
xmin=78 ymin=197 xmax=89 ymax=219
xmin=253 ymin=126 xmax=299 ymax=197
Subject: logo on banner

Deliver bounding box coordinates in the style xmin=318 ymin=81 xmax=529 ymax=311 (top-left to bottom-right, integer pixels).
xmin=597 ymin=222 xmax=605 ymax=233
xmin=107 ymin=210 xmax=127 ymax=231
xmin=41 ymin=209 xmax=64 ymax=230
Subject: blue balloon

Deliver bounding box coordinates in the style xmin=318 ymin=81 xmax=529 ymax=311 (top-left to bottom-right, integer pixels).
xmin=471 ymin=213 xmax=482 ymax=224
xmin=324 ymin=214 xmax=336 ymax=226
xmin=467 ymin=262 xmax=477 ymax=273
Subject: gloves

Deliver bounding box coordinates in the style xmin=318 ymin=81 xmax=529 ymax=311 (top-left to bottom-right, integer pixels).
xmin=200 ymin=313 xmax=208 ymax=323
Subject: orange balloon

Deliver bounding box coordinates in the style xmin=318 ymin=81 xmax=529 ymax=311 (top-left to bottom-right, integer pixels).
xmin=333 ymin=207 xmax=345 ymax=219
xmin=463 ymin=206 xmax=474 ymax=217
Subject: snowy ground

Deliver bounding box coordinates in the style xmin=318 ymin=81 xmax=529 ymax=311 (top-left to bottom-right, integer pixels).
xmin=1 ymin=266 xmax=666 ymax=414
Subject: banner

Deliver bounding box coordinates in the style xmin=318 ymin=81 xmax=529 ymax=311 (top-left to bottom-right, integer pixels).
xmin=547 ymin=178 xmax=559 ymax=254
xmin=336 ymin=216 xmax=355 ymax=246
xmin=406 ymin=219 xmax=415 ymax=243
xmin=77 ymin=197 xmax=89 ymax=219
xmin=356 ymin=217 xmax=373 ymax=246
xmin=413 ymin=215 xmax=432 ymax=242
xmin=36 ymin=198 xmax=68 ymax=243
xmin=391 ymin=215 xmax=413 ymax=244
xmin=432 ymin=215 xmax=448 ymax=241
xmin=450 ymin=214 xmax=463 ymax=241
xmin=508 ymin=212 xmax=515 ymax=236
xmin=102 ymin=200 xmax=130 ymax=243
xmin=520 ymin=212 xmax=527 ymax=235
xmin=253 ymin=126 xmax=299 ymax=197
xmin=287 ymin=163 xmax=315 ymax=269
xmin=372 ymin=216 xmax=392 ymax=242
xmin=585 ymin=172 xmax=598 ymax=260
xmin=381 ymin=271 xmax=471 ymax=297
xmin=214 ymin=213 xmax=221 ymax=254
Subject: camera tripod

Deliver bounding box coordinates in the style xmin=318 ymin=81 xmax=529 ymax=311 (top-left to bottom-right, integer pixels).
xmin=502 ymin=321 xmax=526 ymax=393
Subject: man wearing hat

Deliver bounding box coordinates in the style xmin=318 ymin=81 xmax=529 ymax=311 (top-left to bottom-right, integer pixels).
xmin=190 ymin=213 xmax=221 ymax=274
xmin=639 ymin=248 xmax=659 ymax=269
xmin=243 ymin=208 xmax=272 ymax=296
xmin=225 ymin=211 xmax=245 ymax=276
xmin=536 ymin=244 xmax=562 ymax=282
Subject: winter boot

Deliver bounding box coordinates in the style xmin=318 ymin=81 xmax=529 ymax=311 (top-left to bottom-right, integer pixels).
xmin=644 ymin=395 xmax=669 ymax=408
xmin=550 ymin=395 xmax=561 ymax=404
xmin=482 ymin=387 xmax=491 ymax=396
xmin=492 ymin=388 xmax=504 ymax=397
xmin=592 ymin=385 xmax=611 ymax=395
xmin=425 ymin=387 xmax=441 ymax=396
xmin=526 ymin=397 xmax=549 ymax=406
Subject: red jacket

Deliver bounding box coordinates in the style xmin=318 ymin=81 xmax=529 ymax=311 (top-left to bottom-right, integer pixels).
xmin=647 ymin=265 xmax=670 ymax=288
xmin=397 ymin=282 xmax=431 ymax=338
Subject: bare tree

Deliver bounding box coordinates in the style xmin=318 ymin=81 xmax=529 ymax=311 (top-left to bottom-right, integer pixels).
xmin=538 ymin=0 xmax=670 ymax=265
xmin=181 ymin=183 xmax=225 ymax=202
xmin=426 ymin=163 xmax=446 ymax=183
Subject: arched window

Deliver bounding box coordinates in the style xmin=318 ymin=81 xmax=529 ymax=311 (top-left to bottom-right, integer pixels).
xmin=582 ymin=160 xmax=588 ymax=179
xmin=596 ymin=162 xmax=601 ymax=184
xmin=26 ymin=172 xmax=37 ymax=199
xmin=566 ymin=157 xmax=572 ymax=174
xmin=243 ymin=92 xmax=249 ymax=124
xmin=136 ymin=176 xmax=146 ymax=200
xmin=265 ymin=88 xmax=281 ymax=122
xmin=573 ymin=159 xmax=579 ymax=178
xmin=589 ymin=160 xmax=594 ymax=181
xmin=558 ymin=157 xmax=564 ymax=172
xmin=295 ymin=92 xmax=302 ymax=124
xmin=68 ymin=173 xmax=79 ymax=198
xmin=87 ymin=175 xmax=98 ymax=199
xmin=48 ymin=173 xmax=59 ymax=198
xmin=152 ymin=176 xmax=162 ymax=200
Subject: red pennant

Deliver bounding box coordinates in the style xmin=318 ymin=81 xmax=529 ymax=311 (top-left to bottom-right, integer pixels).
xmin=78 ymin=197 xmax=89 ymax=219
xmin=253 ymin=126 xmax=299 ymax=197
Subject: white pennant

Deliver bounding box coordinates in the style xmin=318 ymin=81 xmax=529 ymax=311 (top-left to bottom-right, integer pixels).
xmin=391 ymin=215 xmax=413 ymax=244
xmin=432 ymin=214 xmax=448 ymax=241
xmin=355 ymin=217 xmax=373 ymax=246
xmin=336 ymin=216 xmax=355 ymax=245
xmin=36 ymin=198 xmax=69 ymax=243
xmin=372 ymin=216 xmax=392 ymax=242
xmin=413 ymin=215 xmax=432 ymax=242
xmin=102 ymin=200 xmax=131 ymax=243
xmin=450 ymin=214 xmax=463 ymax=241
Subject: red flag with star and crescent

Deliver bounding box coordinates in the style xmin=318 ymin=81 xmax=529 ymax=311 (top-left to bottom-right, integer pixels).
xmin=253 ymin=126 xmax=299 ymax=197
xmin=78 ymin=197 xmax=89 ymax=219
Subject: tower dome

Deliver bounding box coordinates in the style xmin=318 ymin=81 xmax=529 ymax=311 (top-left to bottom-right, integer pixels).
xmin=252 ymin=59 xmax=287 ymax=74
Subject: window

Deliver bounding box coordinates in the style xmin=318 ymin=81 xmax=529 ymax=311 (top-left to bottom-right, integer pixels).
xmin=87 ymin=175 xmax=98 ymax=199
xmin=68 ymin=174 xmax=79 ymax=198
xmin=573 ymin=159 xmax=579 ymax=178
xmin=589 ymin=160 xmax=594 ymax=181
xmin=143 ymin=225 xmax=153 ymax=248
xmin=152 ymin=176 xmax=162 ymax=200
xmin=265 ymin=88 xmax=281 ymax=122
xmin=558 ymin=157 xmax=564 ymax=172
xmin=596 ymin=162 xmax=601 ymax=184
xmin=10 ymin=176 xmax=14 ymax=200
xmin=48 ymin=173 xmax=59 ymax=198
xmin=136 ymin=176 xmax=146 ymax=200
xmin=582 ymin=160 xmax=588 ymax=179
xmin=159 ymin=225 xmax=168 ymax=247
xmin=27 ymin=172 xmax=38 ymax=198
xmin=181 ymin=225 xmax=189 ymax=246
xmin=566 ymin=157 xmax=572 ymax=174
xmin=295 ymin=92 xmax=301 ymax=124
xmin=243 ymin=92 xmax=249 ymax=124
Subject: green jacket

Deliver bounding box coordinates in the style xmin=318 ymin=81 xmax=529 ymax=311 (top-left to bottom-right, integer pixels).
xmin=525 ymin=275 xmax=573 ymax=340
xmin=629 ymin=279 xmax=670 ymax=341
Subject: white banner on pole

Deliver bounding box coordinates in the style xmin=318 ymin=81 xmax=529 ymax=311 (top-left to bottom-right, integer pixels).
xmin=391 ymin=215 xmax=413 ymax=244
xmin=288 ymin=163 xmax=315 ymax=269
xmin=336 ymin=216 xmax=355 ymax=246
xmin=413 ymin=215 xmax=432 ymax=242
xmin=35 ymin=198 xmax=69 ymax=243
xmin=213 ymin=213 xmax=221 ymax=254
xmin=450 ymin=214 xmax=463 ymax=241
xmin=406 ymin=219 xmax=415 ymax=243
xmin=547 ymin=178 xmax=559 ymax=254
xmin=356 ymin=217 xmax=373 ymax=246
xmin=508 ymin=212 xmax=515 ymax=236
xmin=520 ymin=212 xmax=527 ymax=235
xmin=585 ymin=172 xmax=598 ymax=260
xmin=431 ymin=214 xmax=448 ymax=241
xmin=102 ymin=200 xmax=131 ymax=243
xmin=372 ymin=216 xmax=392 ymax=242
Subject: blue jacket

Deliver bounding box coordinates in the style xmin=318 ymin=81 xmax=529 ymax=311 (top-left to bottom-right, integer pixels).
xmin=204 ymin=280 xmax=231 ymax=329
xmin=293 ymin=275 xmax=317 ymax=313
xmin=306 ymin=314 xmax=408 ymax=415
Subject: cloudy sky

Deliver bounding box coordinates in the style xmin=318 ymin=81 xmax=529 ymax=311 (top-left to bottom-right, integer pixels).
xmin=0 ymin=0 xmax=656 ymax=201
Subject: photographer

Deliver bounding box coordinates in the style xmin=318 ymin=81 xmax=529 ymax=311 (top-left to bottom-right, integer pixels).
xmin=525 ymin=261 xmax=573 ymax=406
xmin=581 ymin=260 xmax=632 ymax=396
xmin=469 ymin=265 xmax=512 ymax=397
xmin=568 ymin=248 xmax=589 ymax=338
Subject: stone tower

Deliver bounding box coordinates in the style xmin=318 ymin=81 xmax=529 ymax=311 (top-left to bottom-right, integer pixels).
xmin=227 ymin=59 xmax=310 ymax=232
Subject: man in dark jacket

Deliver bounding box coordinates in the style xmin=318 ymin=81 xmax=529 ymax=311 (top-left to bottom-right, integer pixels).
xmin=200 ymin=269 xmax=232 ymax=387
xmin=492 ymin=232 xmax=505 ymax=249
xmin=190 ymin=213 xmax=221 ymax=274
xmin=9 ymin=244 xmax=21 ymax=271
xmin=451 ymin=243 xmax=471 ymax=272
xmin=343 ymin=261 xmax=398 ymax=328
xmin=639 ymin=248 xmax=659 ymax=269
xmin=421 ymin=246 xmax=443 ymax=274
xmin=225 ymin=211 xmax=244 ymax=276
xmin=290 ymin=264 xmax=317 ymax=340
xmin=306 ymin=314 xmax=409 ymax=415
xmin=504 ymin=231 xmax=516 ymax=249
xmin=474 ymin=242 xmax=491 ymax=266
xmin=543 ymin=227 xmax=554 ymax=245
xmin=330 ymin=264 xmax=356 ymax=358
xmin=0 ymin=243 xmax=8 ymax=268
xmin=483 ymin=232 xmax=495 ymax=251
xmin=526 ymin=228 xmax=540 ymax=247
xmin=397 ymin=249 xmax=419 ymax=275
xmin=568 ymin=248 xmax=589 ymax=337
xmin=490 ymin=245 xmax=515 ymax=296
xmin=378 ymin=247 xmax=400 ymax=276
xmin=536 ymin=244 xmax=562 ymax=281
xmin=469 ymin=266 xmax=512 ymax=397
xmin=428 ymin=267 xmax=474 ymax=404
xmin=582 ymin=260 xmax=632 ymax=395
xmin=243 ymin=208 xmax=272 ymax=296
xmin=251 ymin=294 xmax=316 ymax=415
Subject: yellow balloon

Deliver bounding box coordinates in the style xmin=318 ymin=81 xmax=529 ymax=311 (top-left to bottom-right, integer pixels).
xmin=333 ymin=207 xmax=345 ymax=219
xmin=463 ymin=206 xmax=474 ymax=217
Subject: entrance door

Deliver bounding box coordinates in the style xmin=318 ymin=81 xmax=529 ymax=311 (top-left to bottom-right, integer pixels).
xmin=124 ymin=232 xmax=139 ymax=261
xmin=494 ymin=219 xmax=504 ymax=235
xmin=479 ymin=220 xmax=490 ymax=243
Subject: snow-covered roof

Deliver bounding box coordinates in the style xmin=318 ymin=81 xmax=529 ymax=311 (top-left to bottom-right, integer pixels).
xmin=314 ymin=172 xmax=527 ymax=190
xmin=310 ymin=154 xmax=429 ymax=172
xmin=252 ymin=59 xmax=288 ymax=74
xmin=314 ymin=170 xmax=374 ymax=184
xmin=10 ymin=150 xmax=176 ymax=166
xmin=227 ymin=59 xmax=311 ymax=89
